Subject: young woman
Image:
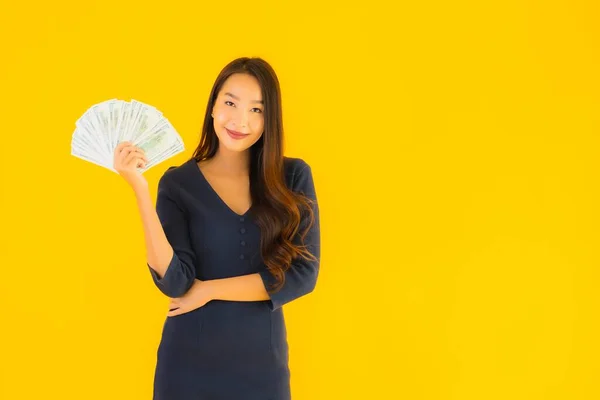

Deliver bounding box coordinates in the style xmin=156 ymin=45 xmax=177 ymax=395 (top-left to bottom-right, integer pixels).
xmin=113 ymin=57 xmax=321 ymax=400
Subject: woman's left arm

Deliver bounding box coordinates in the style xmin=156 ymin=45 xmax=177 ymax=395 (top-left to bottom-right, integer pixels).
xmin=207 ymin=273 xmax=271 ymax=302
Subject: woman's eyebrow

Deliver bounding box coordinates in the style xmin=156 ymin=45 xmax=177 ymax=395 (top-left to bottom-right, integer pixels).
xmin=224 ymin=92 xmax=264 ymax=104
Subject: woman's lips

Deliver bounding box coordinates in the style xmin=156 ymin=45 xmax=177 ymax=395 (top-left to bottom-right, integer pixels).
xmin=226 ymin=128 xmax=249 ymax=139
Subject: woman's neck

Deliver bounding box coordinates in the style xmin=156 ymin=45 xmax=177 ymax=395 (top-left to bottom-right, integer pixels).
xmin=201 ymin=148 xmax=250 ymax=177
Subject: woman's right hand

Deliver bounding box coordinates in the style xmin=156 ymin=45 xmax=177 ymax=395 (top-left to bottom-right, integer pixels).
xmin=114 ymin=141 xmax=149 ymax=189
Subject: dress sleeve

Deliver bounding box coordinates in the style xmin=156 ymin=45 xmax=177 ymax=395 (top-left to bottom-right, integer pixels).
xmin=258 ymin=161 xmax=321 ymax=311
xmin=147 ymin=172 xmax=197 ymax=298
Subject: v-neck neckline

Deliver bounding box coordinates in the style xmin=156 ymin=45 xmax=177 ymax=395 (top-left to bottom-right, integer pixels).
xmin=190 ymin=158 xmax=252 ymax=218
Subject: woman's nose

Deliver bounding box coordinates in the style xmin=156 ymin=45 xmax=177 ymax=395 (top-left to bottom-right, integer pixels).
xmin=237 ymin=110 xmax=249 ymax=128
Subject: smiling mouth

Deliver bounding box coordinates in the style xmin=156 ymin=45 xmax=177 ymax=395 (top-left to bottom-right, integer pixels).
xmin=226 ymin=128 xmax=250 ymax=138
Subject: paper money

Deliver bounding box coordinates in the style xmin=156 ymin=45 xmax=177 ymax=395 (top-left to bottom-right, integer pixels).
xmin=70 ymin=98 xmax=185 ymax=174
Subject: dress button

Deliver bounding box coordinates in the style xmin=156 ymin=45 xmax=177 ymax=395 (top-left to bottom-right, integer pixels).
xmin=240 ymin=217 xmax=245 ymax=222
xmin=240 ymin=228 xmax=246 ymax=234
xmin=240 ymin=241 xmax=246 ymax=246
xmin=239 ymin=254 xmax=245 ymax=260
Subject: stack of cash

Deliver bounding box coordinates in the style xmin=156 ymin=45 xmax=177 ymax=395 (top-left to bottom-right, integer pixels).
xmin=71 ymin=98 xmax=185 ymax=173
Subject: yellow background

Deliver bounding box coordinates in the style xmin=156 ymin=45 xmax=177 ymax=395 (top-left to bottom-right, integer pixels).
xmin=1 ymin=1 xmax=599 ymax=399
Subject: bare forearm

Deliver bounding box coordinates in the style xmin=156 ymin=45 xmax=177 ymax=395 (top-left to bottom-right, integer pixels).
xmin=132 ymin=183 xmax=173 ymax=278
xmin=207 ymin=273 xmax=270 ymax=302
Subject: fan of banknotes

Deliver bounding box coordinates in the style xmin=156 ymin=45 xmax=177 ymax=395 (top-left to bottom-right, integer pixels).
xmin=70 ymin=98 xmax=185 ymax=174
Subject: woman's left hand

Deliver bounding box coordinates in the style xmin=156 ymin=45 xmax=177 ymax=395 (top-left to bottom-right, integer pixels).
xmin=167 ymin=279 xmax=214 ymax=317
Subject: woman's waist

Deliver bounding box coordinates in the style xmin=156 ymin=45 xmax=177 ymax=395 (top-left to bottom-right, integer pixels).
xmin=201 ymin=299 xmax=271 ymax=319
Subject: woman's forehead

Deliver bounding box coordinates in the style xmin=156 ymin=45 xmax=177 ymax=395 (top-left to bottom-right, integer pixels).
xmin=220 ymin=74 xmax=263 ymax=102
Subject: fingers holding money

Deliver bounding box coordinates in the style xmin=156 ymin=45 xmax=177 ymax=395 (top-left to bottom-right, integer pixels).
xmin=113 ymin=142 xmax=148 ymax=170
xmin=112 ymin=141 xmax=151 ymax=188
xmin=124 ymin=148 xmax=149 ymax=168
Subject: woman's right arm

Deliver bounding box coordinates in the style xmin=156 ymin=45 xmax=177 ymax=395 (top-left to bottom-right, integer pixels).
xmin=133 ymin=183 xmax=174 ymax=279
xmin=115 ymin=142 xmax=197 ymax=298
xmin=134 ymin=174 xmax=198 ymax=298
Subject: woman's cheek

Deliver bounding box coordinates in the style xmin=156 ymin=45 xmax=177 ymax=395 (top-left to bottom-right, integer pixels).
xmin=214 ymin=112 xmax=226 ymax=123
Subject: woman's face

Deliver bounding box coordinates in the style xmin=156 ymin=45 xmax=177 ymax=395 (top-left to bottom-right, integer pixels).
xmin=212 ymin=73 xmax=265 ymax=152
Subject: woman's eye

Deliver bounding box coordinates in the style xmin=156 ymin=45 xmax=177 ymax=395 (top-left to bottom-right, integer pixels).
xmin=224 ymin=101 xmax=262 ymax=114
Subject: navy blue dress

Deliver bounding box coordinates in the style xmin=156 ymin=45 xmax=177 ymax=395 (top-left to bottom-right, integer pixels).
xmin=146 ymin=156 xmax=320 ymax=400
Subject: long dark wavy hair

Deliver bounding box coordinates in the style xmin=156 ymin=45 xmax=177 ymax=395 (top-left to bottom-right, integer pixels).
xmin=191 ymin=57 xmax=317 ymax=294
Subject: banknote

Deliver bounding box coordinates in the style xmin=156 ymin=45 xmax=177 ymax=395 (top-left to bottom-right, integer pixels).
xmin=136 ymin=119 xmax=183 ymax=163
xmin=71 ymin=98 xmax=184 ymax=173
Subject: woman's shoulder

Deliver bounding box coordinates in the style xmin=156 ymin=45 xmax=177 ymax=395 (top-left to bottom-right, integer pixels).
xmin=157 ymin=157 xmax=196 ymax=189
xmin=283 ymin=156 xmax=309 ymax=174
xmin=283 ymin=156 xmax=313 ymax=191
